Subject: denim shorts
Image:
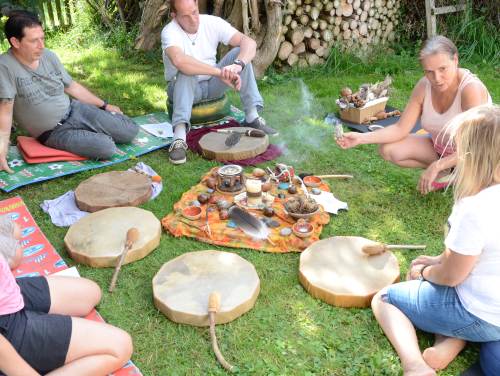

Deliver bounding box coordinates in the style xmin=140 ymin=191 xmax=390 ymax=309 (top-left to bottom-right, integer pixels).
xmin=385 ymin=280 xmax=500 ymax=342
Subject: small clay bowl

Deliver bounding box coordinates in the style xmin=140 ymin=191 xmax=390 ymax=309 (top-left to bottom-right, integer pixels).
xmin=292 ymin=220 xmax=313 ymax=238
xmin=303 ymin=175 xmax=322 ymax=188
xmin=182 ymin=206 xmax=202 ymax=220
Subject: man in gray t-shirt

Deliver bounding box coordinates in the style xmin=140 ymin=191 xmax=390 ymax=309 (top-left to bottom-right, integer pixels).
xmin=0 ymin=11 xmax=138 ymax=173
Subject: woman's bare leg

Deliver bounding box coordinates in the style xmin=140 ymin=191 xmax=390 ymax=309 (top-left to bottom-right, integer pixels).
xmin=422 ymin=335 xmax=466 ymax=370
xmin=46 ymin=317 xmax=133 ymax=376
xmin=371 ymin=289 xmax=436 ymax=376
xmin=46 ymin=276 xmax=101 ymax=316
xmin=379 ymin=135 xmax=438 ymax=168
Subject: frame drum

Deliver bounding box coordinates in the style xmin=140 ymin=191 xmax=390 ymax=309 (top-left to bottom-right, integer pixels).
xmin=153 ymin=250 xmax=260 ymax=326
xmin=65 ymin=207 xmax=161 ymax=267
xmin=299 ymin=236 xmax=400 ymax=308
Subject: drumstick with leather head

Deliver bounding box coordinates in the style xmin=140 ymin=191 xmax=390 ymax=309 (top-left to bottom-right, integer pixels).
xmin=362 ymin=243 xmax=426 ymax=256
xmin=109 ymin=227 xmax=140 ymax=292
xmin=208 ymin=292 xmax=235 ymax=372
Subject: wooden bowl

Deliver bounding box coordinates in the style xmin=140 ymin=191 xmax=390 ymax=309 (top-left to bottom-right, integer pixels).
xmin=182 ymin=206 xmax=202 ymax=220
xmin=285 ymin=206 xmax=320 ymax=221
xmin=292 ymin=220 xmax=314 ymax=238
xmin=303 ymin=175 xmax=322 ymax=188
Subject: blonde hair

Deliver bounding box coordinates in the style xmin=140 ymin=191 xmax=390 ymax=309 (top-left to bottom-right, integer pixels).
xmin=445 ymin=105 xmax=500 ymax=201
xmin=419 ymin=35 xmax=458 ymax=61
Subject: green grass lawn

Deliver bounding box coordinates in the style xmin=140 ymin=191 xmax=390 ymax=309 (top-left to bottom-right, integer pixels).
xmin=4 ymin=37 xmax=499 ymax=375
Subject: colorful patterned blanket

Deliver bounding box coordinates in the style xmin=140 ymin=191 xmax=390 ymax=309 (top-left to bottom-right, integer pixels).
xmin=0 ymin=108 xmax=244 ymax=192
xmin=1 ymin=196 xmax=141 ymax=376
xmin=162 ymin=168 xmax=330 ymax=253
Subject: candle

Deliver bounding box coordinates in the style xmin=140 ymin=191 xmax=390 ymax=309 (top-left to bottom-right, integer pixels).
xmin=246 ymin=179 xmax=262 ymax=206
xmin=246 ymin=179 xmax=262 ymax=194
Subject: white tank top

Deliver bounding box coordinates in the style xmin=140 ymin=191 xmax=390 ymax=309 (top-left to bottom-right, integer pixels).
xmin=421 ymin=69 xmax=492 ymax=149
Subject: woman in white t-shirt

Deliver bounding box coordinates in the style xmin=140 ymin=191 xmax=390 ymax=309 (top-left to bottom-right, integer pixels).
xmin=371 ymin=104 xmax=500 ymax=376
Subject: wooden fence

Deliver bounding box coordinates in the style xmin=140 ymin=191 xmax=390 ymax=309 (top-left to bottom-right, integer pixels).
xmin=37 ymin=0 xmax=72 ymax=29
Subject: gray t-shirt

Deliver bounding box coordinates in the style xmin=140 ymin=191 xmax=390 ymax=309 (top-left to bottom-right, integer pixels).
xmin=0 ymin=49 xmax=72 ymax=137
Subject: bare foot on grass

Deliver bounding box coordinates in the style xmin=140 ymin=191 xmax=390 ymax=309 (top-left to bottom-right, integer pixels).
xmin=403 ymin=361 xmax=436 ymax=376
xmin=422 ymin=335 xmax=466 ymax=370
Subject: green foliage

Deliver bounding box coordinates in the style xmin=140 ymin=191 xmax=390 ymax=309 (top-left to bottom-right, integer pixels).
xmin=397 ymin=0 xmax=499 ymax=64
xmin=0 ymin=0 xmax=39 ymax=42
xmin=444 ymin=6 xmax=500 ymax=64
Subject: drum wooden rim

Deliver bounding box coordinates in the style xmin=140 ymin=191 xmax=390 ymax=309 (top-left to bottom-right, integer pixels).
xmin=152 ymin=250 xmax=260 ymax=326
xmin=65 ymin=207 xmax=161 ymax=267
xmin=299 ymin=236 xmax=400 ymax=308
xmin=75 ymin=171 xmax=152 ymax=213
xmin=199 ymin=127 xmax=269 ymax=161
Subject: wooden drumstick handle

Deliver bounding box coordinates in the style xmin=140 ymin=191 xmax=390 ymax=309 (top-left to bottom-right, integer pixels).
xmin=362 ymin=243 xmax=426 ymax=256
xmin=109 ymin=228 xmax=140 ymax=293
xmin=385 ymin=244 xmax=427 ymax=250
xmin=208 ymin=292 xmax=234 ymax=372
xmin=208 ymin=292 xmax=221 ymax=313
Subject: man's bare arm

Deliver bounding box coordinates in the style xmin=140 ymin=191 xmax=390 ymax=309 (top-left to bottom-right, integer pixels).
xmin=64 ymin=82 xmax=122 ymax=114
xmin=165 ymin=46 xmax=222 ymax=77
xmin=0 ymin=99 xmax=14 ymax=173
xmin=228 ymin=32 xmax=256 ymax=64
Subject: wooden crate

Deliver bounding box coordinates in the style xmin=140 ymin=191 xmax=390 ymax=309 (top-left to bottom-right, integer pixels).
xmin=340 ymin=97 xmax=388 ymax=124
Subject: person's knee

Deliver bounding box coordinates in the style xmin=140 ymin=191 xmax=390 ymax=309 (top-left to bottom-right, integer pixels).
xmin=113 ymin=118 xmax=139 ymax=144
xmin=228 ymin=47 xmax=241 ymax=58
xmin=371 ymin=287 xmax=389 ymax=312
xmin=85 ymin=138 xmax=117 ymax=159
xmin=82 ymin=278 xmax=102 ymax=307
xmin=113 ymin=329 xmax=133 ymax=364
xmin=379 ymin=144 xmax=395 ymax=162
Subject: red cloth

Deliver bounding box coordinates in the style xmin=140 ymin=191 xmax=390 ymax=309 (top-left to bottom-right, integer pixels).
xmin=186 ymin=120 xmax=283 ymax=166
xmin=17 ymin=136 xmax=87 ymax=164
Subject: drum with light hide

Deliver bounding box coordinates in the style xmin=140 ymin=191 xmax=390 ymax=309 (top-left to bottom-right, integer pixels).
xmin=152 ymin=250 xmax=260 ymax=326
xmin=65 ymin=207 xmax=161 ymax=267
xmin=299 ymin=236 xmax=400 ymax=308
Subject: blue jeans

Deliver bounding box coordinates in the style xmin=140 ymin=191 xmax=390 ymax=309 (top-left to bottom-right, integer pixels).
xmin=385 ymin=280 xmax=500 ymax=342
xmin=167 ymin=47 xmax=264 ymax=130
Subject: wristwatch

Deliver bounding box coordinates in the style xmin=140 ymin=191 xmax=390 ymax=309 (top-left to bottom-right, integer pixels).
xmin=99 ymin=100 xmax=108 ymax=110
xmin=233 ymin=59 xmax=246 ymax=70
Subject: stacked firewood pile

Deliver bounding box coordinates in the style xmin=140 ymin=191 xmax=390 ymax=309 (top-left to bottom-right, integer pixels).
xmin=277 ymin=0 xmax=400 ymax=68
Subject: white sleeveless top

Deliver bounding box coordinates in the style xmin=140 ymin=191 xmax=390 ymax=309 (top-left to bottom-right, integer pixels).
xmin=421 ymin=69 xmax=492 ymax=149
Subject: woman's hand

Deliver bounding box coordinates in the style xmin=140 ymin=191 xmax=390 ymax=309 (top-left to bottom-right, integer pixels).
xmin=407 ymin=263 xmax=426 ymax=281
xmin=411 ymin=254 xmax=442 ymax=268
xmin=336 ymin=132 xmax=364 ymax=149
xmin=406 ymin=254 xmax=442 ymax=281
xmin=418 ymin=161 xmax=441 ymax=194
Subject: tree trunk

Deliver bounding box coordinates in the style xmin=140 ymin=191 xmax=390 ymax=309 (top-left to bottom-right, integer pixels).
xmin=134 ymin=0 xmax=169 ymax=51
xmin=251 ymin=0 xmax=283 ymax=77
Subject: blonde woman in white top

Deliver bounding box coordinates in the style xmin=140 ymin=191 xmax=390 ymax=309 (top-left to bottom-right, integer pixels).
xmin=337 ymin=36 xmax=491 ymax=194
xmin=371 ymin=105 xmax=500 ymax=375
